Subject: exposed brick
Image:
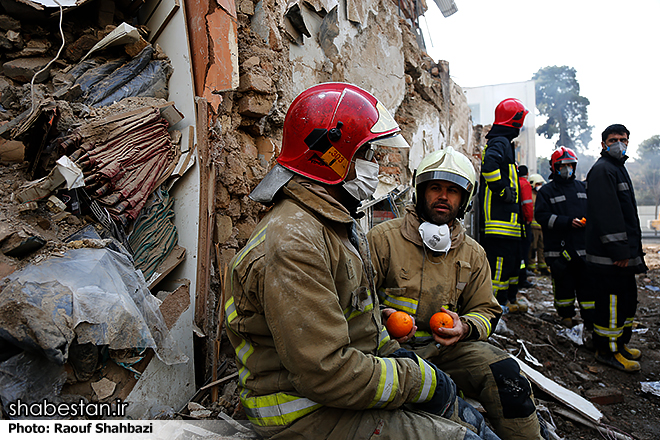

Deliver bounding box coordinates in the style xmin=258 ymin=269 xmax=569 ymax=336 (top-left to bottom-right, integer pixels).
xmin=236 ymin=218 xmax=257 ymax=241
xmin=256 ymin=136 xmax=274 ymax=162
xmin=585 ymin=388 xmax=624 ymax=406
xmin=239 ymin=71 xmax=272 ymax=93
xmin=243 ymin=56 xmax=260 ymax=70
xmin=238 ymin=93 xmax=275 ymax=117
xmin=214 ymin=215 xmax=233 ymax=244
xmin=238 ymin=0 xmax=255 ymax=16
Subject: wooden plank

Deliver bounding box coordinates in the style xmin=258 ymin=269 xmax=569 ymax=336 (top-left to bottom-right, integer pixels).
xmin=146 ymin=245 xmax=186 ymax=289
xmin=194 ymin=97 xmax=211 ymax=334
xmin=146 ymin=0 xmax=180 ymax=43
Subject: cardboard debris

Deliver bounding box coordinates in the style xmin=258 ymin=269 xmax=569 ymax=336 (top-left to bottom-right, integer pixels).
xmin=15 ymin=156 xmax=83 ymax=203
xmin=80 ymin=22 xmax=142 ymax=63
xmin=515 ymin=357 xmax=603 ymax=424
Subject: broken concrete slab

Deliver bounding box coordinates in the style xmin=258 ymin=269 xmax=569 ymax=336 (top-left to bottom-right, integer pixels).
xmin=2 ymin=57 xmax=51 ymax=83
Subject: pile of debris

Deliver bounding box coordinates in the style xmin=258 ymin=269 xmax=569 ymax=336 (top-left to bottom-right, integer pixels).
xmin=0 ymin=0 xmax=195 ymax=419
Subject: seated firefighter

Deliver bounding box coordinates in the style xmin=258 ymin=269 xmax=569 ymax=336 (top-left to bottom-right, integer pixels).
xmin=225 ymin=83 xmax=498 ymax=440
xmin=368 ymin=147 xmax=545 ymax=440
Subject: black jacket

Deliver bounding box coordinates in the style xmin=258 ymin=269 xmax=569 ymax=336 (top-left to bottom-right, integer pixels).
xmin=534 ymin=175 xmax=587 ymax=262
xmin=479 ymin=133 xmax=521 ymax=239
xmin=585 ymin=151 xmax=646 ymax=273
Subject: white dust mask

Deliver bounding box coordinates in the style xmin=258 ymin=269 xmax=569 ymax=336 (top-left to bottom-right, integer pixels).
xmin=342 ymin=159 xmax=379 ymax=201
xmin=418 ymin=222 xmax=451 ymax=253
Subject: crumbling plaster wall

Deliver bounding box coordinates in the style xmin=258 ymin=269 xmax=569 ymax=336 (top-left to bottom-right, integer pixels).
xmin=205 ymin=0 xmax=477 ymax=271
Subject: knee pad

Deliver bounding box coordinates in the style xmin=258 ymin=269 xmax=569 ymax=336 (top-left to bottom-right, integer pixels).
xmin=489 ymin=358 xmax=536 ymax=419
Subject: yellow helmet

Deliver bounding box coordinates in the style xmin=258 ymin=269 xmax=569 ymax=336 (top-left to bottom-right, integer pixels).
xmin=415 ymin=146 xmax=477 ymax=219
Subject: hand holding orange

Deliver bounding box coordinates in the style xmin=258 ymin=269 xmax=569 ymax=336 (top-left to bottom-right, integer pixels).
xmin=430 ymin=311 xmax=453 ymax=334
xmin=386 ymin=311 xmax=414 ymax=338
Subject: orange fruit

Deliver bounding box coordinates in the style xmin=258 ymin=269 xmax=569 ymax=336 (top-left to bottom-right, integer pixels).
xmin=429 ymin=312 xmax=453 ymax=334
xmin=386 ymin=311 xmax=414 ymax=338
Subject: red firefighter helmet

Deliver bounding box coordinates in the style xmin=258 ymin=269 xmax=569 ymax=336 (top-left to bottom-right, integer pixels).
xmin=278 ymin=82 xmax=408 ymax=184
xmin=550 ymin=146 xmax=578 ymax=174
xmin=494 ymin=98 xmax=529 ymax=128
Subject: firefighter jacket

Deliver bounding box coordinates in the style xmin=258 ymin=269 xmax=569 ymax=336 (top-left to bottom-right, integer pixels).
xmin=534 ymin=176 xmax=587 ymax=263
xmin=585 ymin=151 xmax=647 ymax=274
xmin=225 ymin=178 xmax=442 ymax=433
xmin=367 ymin=206 xmax=501 ymax=355
xmin=480 ymin=135 xmax=522 ymax=239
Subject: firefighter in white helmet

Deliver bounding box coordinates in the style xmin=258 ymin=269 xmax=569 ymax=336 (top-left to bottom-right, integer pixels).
xmin=369 ymin=147 xmax=546 ymax=440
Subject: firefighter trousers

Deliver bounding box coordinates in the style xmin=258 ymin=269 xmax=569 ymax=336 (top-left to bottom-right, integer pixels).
xmin=589 ymin=268 xmax=638 ymax=354
xmin=263 ymin=404 xmax=493 ymax=440
xmin=429 ymin=342 xmax=543 ymax=440
xmin=550 ymin=257 xmax=595 ymax=325
xmin=482 ymin=236 xmax=520 ymax=305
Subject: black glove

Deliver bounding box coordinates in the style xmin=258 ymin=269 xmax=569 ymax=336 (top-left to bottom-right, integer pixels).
xmin=499 ymin=186 xmax=517 ymax=204
xmin=389 ymin=348 xmax=456 ymax=416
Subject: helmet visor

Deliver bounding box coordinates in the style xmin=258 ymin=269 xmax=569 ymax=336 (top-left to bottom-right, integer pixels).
xmin=370 ymin=133 xmax=410 ymax=148
xmin=416 ymin=170 xmax=473 ymax=195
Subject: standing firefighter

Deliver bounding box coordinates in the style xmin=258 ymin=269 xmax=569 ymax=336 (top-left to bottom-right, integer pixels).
xmin=225 ymin=83 xmax=498 ymax=439
xmin=586 ymin=124 xmax=647 ymax=372
xmin=534 ymin=147 xmax=594 ymax=330
xmin=368 ymin=147 xmax=545 ymax=440
xmin=479 ymin=98 xmax=529 ymax=310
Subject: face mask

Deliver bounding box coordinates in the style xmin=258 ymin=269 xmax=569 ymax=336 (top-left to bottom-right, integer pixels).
xmin=559 ymin=165 xmax=573 ymax=179
xmin=342 ymin=159 xmax=379 ymax=201
xmin=418 ymin=222 xmax=451 ymax=253
xmin=606 ymin=141 xmax=627 ymax=160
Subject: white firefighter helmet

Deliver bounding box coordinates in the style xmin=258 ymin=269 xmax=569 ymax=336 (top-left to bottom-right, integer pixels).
xmin=415 ymin=146 xmax=477 ymax=219
xmin=528 ymin=173 xmax=546 ymax=187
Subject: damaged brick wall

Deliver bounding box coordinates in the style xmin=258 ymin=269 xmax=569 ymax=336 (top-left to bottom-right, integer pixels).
xmin=192 ymin=0 xmax=477 ymax=272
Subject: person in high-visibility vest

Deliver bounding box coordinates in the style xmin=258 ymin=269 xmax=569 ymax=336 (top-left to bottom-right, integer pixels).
xmin=479 ymin=98 xmax=529 ymax=311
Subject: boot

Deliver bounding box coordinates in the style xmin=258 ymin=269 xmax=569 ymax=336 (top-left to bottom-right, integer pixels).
xmin=621 ymin=345 xmax=642 ymax=361
xmin=595 ymin=351 xmax=640 ymax=372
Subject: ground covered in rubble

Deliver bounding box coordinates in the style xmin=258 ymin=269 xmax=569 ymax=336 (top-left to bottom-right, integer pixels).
xmin=3 ymin=151 xmax=660 ymax=439
xmin=502 ymin=247 xmax=660 ymax=440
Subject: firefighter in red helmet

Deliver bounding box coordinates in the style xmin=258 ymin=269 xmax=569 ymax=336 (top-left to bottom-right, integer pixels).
xmin=534 ymin=146 xmax=594 ymax=334
xmin=479 ymin=98 xmax=529 ymax=311
xmin=226 ymin=83 xmax=498 ymax=439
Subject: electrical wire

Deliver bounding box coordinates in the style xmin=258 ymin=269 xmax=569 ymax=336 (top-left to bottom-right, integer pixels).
xmin=30 ymin=0 xmax=65 ymax=114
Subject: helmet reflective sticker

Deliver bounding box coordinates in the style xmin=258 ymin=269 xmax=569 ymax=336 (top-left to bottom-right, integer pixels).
xmin=371 ymin=101 xmax=399 ymax=134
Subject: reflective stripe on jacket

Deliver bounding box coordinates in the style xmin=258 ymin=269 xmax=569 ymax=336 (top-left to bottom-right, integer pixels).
xmin=480 ymin=136 xmax=522 ymax=238
xmin=368 ymin=207 xmax=501 ymax=352
xmin=534 ymin=177 xmax=587 ymax=262
xmin=225 ymin=178 xmax=437 ymax=429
